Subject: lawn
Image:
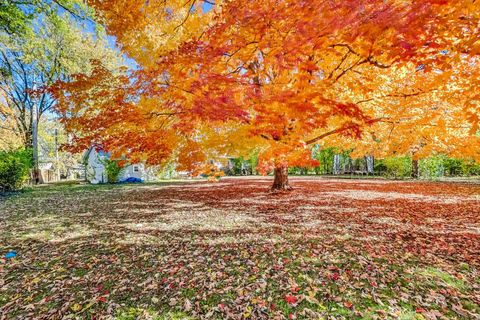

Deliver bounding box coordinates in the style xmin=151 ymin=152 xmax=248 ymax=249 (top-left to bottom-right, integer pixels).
xmin=1 ymin=178 xmax=479 ymax=319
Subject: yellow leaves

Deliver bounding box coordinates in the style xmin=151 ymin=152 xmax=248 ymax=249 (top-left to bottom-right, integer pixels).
xmin=304 ymin=290 xmax=320 ymax=305
xmin=90 ymin=0 xmax=213 ymax=69
xmin=0 ymin=96 xmax=22 ymax=151
xmin=70 ymin=303 xmax=82 ymax=312
xmin=243 ymin=305 xmax=252 ymax=318
xmin=176 ymin=139 xmax=207 ymax=175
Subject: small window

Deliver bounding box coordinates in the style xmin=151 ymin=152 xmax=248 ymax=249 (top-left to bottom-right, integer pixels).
xmin=133 ymin=166 xmax=139 ymax=172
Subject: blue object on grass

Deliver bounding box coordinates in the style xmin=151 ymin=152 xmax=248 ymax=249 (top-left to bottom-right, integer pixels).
xmin=5 ymin=251 xmax=17 ymax=259
xmin=119 ymin=177 xmax=143 ymax=183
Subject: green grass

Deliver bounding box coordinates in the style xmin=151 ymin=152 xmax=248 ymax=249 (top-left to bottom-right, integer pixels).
xmin=116 ymin=308 xmax=195 ymax=320
xmin=418 ymin=266 xmax=465 ymax=290
xmin=2 ymin=180 xmax=479 ymax=319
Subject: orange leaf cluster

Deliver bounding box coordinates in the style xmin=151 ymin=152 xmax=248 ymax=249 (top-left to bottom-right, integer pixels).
xmin=54 ymin=0 xmax=480 ymax=171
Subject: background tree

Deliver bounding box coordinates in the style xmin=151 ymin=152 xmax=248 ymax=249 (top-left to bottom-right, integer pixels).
xmin=0 ymin=93 xmax=22 ymax=150
xmin=0 ymin=4 xmax=121 ymax=183
xmin=1 ymin=0 xmax=94 ymax=35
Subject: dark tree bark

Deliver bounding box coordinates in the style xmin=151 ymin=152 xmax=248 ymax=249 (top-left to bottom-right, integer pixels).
xmin=412 ymin=159 xmax=419 ymax=179
xmin=271 ymin=166 xmax=292 ymax=191
xmin=24 ymin=130 xmax=33 ymax=150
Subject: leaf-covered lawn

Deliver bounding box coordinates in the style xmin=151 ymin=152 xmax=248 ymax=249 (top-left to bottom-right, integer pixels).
xmin=1 ymin=178 xmax=479 ymax=319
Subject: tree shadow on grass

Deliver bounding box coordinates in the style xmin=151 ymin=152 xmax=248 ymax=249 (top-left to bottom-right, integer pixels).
xmin=1 ymin=178 xmax=479 ymax=319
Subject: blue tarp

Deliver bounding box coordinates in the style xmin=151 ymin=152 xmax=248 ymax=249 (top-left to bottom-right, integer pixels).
xmin=5 ymin=251 xmax=17 ymax=259
xmin=118 ymin=177 xmax=144 ymax=183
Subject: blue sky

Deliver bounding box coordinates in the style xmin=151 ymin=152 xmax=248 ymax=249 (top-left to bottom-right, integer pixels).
xmin=202 ymin=2 xmax=214 ymax=12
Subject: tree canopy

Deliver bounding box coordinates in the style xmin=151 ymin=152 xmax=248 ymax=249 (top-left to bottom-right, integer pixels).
xmin=53 ymin=0 xmax=480 ymax=188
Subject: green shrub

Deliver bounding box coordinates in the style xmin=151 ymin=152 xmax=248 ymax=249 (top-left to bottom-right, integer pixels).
xmin=443 ymin=158 xmax=463 ymax=176
xmin=249 ymin=150 xmax=259 ymax=175
xmin=0 ymin=149 xmax=32 ymax=191
xmin=231 ymin=157 xmax=252 ymax=175
xmin=460 ymin=160 xmax=480 ymax=176
xmin=420 ymin=157 xmax=480 ymax=177
xmin=229 ymin=152 xmax=258 ymax=175
xmin=312 ymin=146 xmax=336 ymax=174
xmin=419 ymin=156 xmax=445 ymax=179
xmin=101 ymin=159 xmax=126 ymax=183
xmin=377 ymin=156 xmax=412 ymax=179
xmin=288 ymin=166 xmax=310 ymax=175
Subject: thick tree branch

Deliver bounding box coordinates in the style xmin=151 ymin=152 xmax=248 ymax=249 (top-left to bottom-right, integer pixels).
xmin=331 ymin=44 xmax=391 ymax=68
xmin=305 ymin=118 xmax=387 ymax=145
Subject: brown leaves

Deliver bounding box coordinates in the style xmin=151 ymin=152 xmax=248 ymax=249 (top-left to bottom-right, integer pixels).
xmin=1 ymin=178 xmax=480 ymax=318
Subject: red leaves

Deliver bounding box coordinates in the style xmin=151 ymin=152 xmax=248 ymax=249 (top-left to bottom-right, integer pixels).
xmin=273 ymin=264 xmax=283 ymax=271
xmin=290 ymin=285 xmax=301 ymax=293
xmin=3 ymin=177 xmax=480 ymax=318
xmin=284 ymin=294 xmax=298 ymax=305
xmin=328 ymin=273 xmax=340 ymax=281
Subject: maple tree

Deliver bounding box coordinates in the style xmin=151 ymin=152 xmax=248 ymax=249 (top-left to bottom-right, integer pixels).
xmin=54 ymin=0 xmax=480 ymax=190
xmin=324 ymin=53 xmax=480 ymax=168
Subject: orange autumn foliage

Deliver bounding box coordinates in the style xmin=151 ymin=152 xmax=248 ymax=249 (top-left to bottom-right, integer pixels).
xmin=53 ymin=0 xmax=480 ymax=175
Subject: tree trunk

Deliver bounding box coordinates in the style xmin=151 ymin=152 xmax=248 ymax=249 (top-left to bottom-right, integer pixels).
xmin=366 ymin=155 xmax=374 ymax=175
xmin=22 ymin=127 xmax=39 ymax=184
xmin=412 ymin=159 xmax=419 ymax=179
xmin=333 ymin=154 xmax=341 ymax=174
xmin=55 ymin=128 xmax=60 ymax=181
xmin=31 ymin=106 xmax=40 ymax=185
xmin=271 ymin=166 xmax=292 ymax=191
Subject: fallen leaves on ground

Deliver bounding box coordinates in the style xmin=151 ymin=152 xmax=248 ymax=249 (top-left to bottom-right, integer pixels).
xmin=0 ymin=177 xmax=479 ymax=319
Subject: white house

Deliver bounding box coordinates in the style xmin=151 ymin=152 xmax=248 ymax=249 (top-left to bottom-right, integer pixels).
xmin=82 ymin=146 xmax=157 ymax=184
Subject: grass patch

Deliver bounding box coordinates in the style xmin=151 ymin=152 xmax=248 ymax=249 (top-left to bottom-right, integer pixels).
xmin=2 ymin=178 xmax=479 ymax=319
xmin=417 ymin=266 xmax=465 ymax=290
xmin=116 ymin=308 xmax=195 ymax=320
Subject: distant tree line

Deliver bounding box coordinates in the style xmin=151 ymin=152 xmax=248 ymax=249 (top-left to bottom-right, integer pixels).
xmin=225 ymin=147 xmax=480 ymax=179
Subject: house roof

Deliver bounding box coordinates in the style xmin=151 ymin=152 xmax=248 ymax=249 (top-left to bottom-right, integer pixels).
xmin=82 ymin=146 xmax=94 ymax=164
xmin=38 ymin=162 xmax=54 ymax=170
xmin=82 ymin=146 xmax=111 ymax=164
